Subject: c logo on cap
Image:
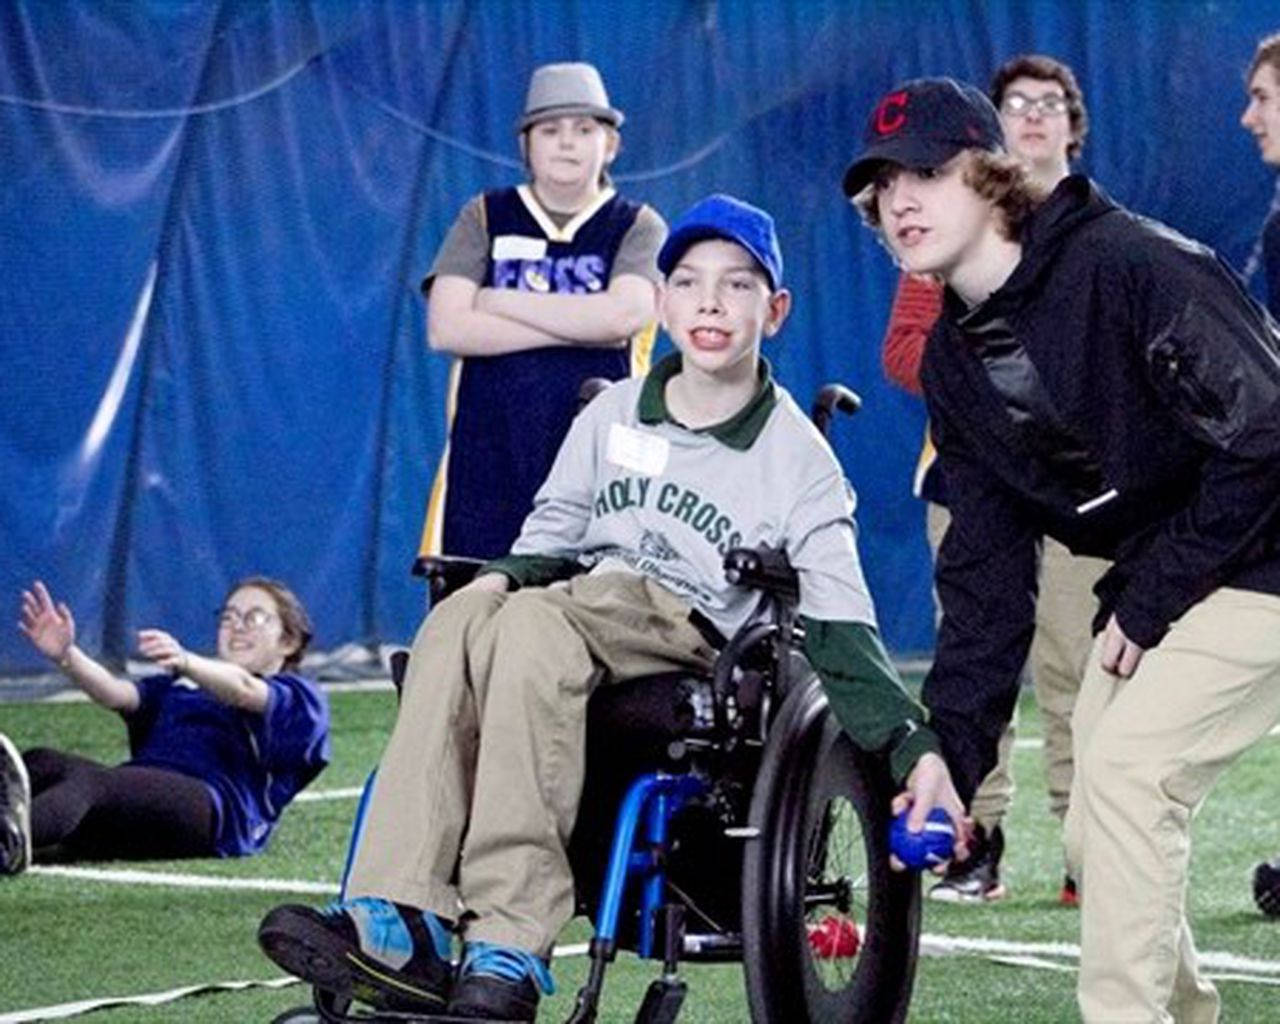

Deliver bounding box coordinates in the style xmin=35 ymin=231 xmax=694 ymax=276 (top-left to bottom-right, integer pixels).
xmin=874 ymin=90 xmax=909 ymax=135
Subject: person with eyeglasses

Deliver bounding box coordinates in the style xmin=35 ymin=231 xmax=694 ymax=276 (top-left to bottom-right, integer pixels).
xmin=878 ymin=54 xmax=1107 ymax=907
xmin=0 ymin=577 xmax=329 ymax=876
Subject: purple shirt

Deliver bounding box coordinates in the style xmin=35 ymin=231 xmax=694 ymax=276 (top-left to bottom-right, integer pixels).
xmin=125 ymin=672 xmax=330 ymax=856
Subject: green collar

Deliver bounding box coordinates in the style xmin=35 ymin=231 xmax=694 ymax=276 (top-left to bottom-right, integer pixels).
xmin=638 ymin=352 xmax=777 ymax=450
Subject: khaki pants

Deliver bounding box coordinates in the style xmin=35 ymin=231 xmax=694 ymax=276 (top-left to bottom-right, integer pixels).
xmin=1064 ymin=587 xmax=1280 ymax=1022
xmin=928 ymin=504 xmax=1103 ymax=831
xmin=345 ymin=573 xmax=716 ymax=956
xmin=1031 ymin=538 xmax=1108 ymax=822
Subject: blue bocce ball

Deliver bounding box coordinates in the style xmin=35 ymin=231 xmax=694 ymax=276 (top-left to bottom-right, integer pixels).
xmin=889 ymin=807 xmax=956 ymax=870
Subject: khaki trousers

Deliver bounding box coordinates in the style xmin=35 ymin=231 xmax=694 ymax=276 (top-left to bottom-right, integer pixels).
xmin=1031 ymin=538 xmax=1108 ymax=822
xmin=345 ymin=573 xmax=716 ymax=956
xmin=1064 ymin=587 xmax=1280 ymax=1022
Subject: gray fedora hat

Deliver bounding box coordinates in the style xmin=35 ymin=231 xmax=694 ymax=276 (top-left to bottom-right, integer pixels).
xmin=517 ymin=62 xmax=624 ymax=132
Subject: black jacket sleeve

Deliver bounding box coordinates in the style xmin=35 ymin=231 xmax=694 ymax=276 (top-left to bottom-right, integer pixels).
xmin=1115 ymin=244 xmax=1280 ymax=647
xmin=919 ymin=413 xmax=1039 ymax=806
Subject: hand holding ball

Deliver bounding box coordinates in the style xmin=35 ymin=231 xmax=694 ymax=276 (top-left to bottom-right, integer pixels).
xmin=889 ymin=807 xmax=956 ymax=870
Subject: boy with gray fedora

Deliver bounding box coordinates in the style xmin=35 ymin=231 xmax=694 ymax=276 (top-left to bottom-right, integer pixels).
xmin=415 ymin=61 xmax=667 ymax=566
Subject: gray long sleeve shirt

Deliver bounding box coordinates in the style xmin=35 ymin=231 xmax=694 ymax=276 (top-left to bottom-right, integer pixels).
xmin=487 ymin=354 xmax=939 ymax=782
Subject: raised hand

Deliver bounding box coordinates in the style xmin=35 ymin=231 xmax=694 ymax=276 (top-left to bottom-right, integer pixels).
xmin=19 ymin=580 xmax=75 ymax=662
xmin=136 ymin=628 xmax=188 ymax=674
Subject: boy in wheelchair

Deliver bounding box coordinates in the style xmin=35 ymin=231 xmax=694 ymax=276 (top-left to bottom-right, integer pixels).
xmin=258 ymin=193 xmax=965 ymax=1022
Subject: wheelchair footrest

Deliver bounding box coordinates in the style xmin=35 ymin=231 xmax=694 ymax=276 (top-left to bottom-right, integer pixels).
xmin=304 ymin=987 xmax=526 ymax=1024
xmin=307 ymin=1004 xmax=525 ymax=1024
xmin=633 ymin=977 xmax=687 ymax=1024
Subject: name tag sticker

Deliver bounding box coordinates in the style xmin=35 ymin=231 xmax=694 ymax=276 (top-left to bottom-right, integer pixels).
xmin=492 ymin=235 xmax=547 ymax=261
xmin=606 ymin=424 xmax=669 ymax=476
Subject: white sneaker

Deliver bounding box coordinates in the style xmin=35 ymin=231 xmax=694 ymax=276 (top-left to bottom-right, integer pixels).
xmin=0 ymin=732 xmax=31 ymax=875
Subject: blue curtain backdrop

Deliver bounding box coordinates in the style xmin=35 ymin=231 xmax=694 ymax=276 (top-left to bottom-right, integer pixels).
xmin=2 ymin=0 xmax=1276 ymax=672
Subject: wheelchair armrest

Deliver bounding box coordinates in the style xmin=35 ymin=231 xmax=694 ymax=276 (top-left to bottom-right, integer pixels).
xmin=411 ymin=555 xmax=485 ymax=602
xmin=723 ymin=546 xmax=799 ymax=603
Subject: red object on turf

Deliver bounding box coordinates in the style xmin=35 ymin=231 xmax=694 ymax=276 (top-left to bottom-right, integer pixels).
xmin=1059 ymin=875 xmax=1079 ymax=907
xmin=807 ymin=915 xmax=860 ymax=958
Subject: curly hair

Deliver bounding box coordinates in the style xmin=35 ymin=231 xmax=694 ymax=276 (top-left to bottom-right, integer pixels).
xmin=852 ymin=150 xmax=1044 ymax=243
xmin=223 ymin=576 xmax=313 ymax=670
xmin=989 ymin=54 xmax=1089 ymax=161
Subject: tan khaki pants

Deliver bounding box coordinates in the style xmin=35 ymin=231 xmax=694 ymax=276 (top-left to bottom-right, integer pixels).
xmin=1031 ymin=537 xmax=1107 ymax=822
xmin=345 ymin=572 xmax=716 ymax=956
xmin=1064 ymin=587 xmax=1280 ymax=1023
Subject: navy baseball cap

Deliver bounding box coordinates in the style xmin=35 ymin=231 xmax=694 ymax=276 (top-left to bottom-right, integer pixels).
xmin=841 ymin=77 xmax=1005 ymax=197
xmin=657 ymin=193 xmax=783 ymax=290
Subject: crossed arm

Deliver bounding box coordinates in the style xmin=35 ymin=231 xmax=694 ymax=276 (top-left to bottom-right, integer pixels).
xmin=427 ymin=273 xmax=658 ymax=357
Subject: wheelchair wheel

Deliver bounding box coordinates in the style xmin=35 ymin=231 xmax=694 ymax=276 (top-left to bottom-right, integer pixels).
xmin=742 ymin=675 xmax=921 ymax=1024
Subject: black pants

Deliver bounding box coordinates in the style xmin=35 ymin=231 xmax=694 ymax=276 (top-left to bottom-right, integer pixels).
xmin=25 ymin=748 xmax=217 ymax=863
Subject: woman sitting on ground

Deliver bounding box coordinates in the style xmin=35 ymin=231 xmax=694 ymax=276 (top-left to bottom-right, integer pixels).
xmin=0 ymin=577 xmax=330 ymax=875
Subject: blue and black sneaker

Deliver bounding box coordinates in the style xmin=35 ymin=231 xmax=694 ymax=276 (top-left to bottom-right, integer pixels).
xmin=447 ymin=941 xmax=555 ymax=1022
xmin=258 ymin=896 xmax=454 ymax=1013
xmin=0 ymin=733 xmax=31 ymax=877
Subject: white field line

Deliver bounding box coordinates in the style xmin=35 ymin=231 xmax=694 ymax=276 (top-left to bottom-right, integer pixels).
xmin=0 ymin=940 xmax=588 ymax=1022
xmin=2 ymin=919 xmax=1277 ymax=1024
xmin=0 ymin=977 xmax=300 ymax=1023
xmin=23 ymin=854 xmax=1280 ymax=977
xmin=293 ymin=785 xmax=363 ymax=802
xmin=318 ymin=679 xmax=396 ymax=694
xmin=923 ymin=931 xmax=1280 ymax=977
xmin=28 ymin=864 xmax=338 ymax=895
xmin=25 ymin=864 xmax=1280 ymax=981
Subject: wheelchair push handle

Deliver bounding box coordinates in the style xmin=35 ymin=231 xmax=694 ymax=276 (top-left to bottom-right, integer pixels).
xmin=579 ymin=376 xmax=612 ymax=409
xmin=723 ymin=546 xmax=799 ymax=603
xmin=810 ymin=383 xmax=862 ymax=439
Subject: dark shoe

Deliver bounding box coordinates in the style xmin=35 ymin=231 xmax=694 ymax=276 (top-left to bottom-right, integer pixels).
xmin=1253 ymin=857 xmax=1280 ymax=918
xmin=258 ymin=897 xmax=454 ymax=1012
xmin=1059 ymin=874 xmax=1079 ymax=907
xmin=928 ymin=823 xmax=1007 ymax=903
xmin=447 ymin=941 xmax=554 ymax=1022
xmin=0 ymin=734 xmax=31 ymax=876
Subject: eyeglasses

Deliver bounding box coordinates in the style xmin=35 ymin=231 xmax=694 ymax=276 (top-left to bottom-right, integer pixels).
xmin=216 ymin=606 xmax=277 ymax=631
xmin=1000 ymin=91 xmax=1069 ymax=117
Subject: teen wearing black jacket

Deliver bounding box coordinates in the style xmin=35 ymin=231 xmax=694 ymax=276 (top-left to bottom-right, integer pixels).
xmin=845 ymin=77 xmax=1280 ymax=1023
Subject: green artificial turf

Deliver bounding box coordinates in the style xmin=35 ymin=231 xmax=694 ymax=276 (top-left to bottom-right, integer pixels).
xmin=2 ymin=687 xmax=1278 ymax=1022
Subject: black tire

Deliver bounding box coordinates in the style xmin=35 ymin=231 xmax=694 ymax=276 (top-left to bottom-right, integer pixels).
xmin=742 ymin=675 xmax=921 ymax=1024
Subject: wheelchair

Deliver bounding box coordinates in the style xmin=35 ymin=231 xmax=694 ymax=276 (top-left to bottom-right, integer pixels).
xmin=275 ymin=385 xmax=921 ymax=1024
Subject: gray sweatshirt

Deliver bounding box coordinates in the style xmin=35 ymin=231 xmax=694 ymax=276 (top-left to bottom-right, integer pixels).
xmin=487 ymin=354 xmax=939 ymax=782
